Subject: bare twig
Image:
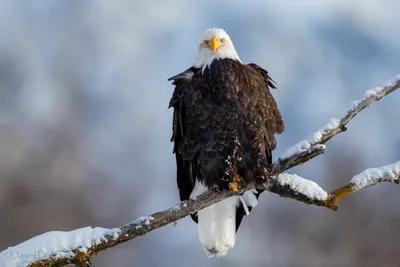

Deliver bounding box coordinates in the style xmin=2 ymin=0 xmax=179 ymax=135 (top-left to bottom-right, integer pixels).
xmin=0 ymin=75 xmax=398 ymax=267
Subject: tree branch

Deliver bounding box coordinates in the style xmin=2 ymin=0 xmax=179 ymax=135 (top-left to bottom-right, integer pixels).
xmin=1 ymin=75 xmax=399 ymax=267
xmin=328 ymin=161 xmax=400 ymax=204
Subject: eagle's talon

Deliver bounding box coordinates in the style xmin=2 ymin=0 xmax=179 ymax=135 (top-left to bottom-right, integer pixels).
xmin=212 ymin=183 xmax=221 ymax=191
xmin=230 ymin=182 xmax=239 ymax=193
xmin=235 ymin=175 xmax=241 ymax=183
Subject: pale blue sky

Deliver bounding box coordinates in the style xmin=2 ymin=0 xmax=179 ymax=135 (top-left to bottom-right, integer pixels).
xmin=0 ymin=1 xmax=399 ymax=266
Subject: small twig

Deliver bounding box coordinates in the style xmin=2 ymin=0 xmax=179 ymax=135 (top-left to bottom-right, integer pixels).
xmin=328 ymin=161 xmax=400 ymax=204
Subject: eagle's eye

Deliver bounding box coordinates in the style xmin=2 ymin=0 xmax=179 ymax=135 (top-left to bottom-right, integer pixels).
xmin=220 ymin=38 xmax=225 ymax=43
xmin=203 ymin=40 xmax=209 ymax=45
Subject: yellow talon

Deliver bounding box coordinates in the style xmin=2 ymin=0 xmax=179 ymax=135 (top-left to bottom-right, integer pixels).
xmin=212 ymin=183 xmax=220 ymax=189
xmin=235 ymin=175 xmax=241 ymax=183
xmin=230 ymin=182 xmax=238 ymax=193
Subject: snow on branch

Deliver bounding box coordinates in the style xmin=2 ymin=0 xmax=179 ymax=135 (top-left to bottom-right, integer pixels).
xmin=277 ymin=173 xmax=328 ymax=200
xmin=280 ymin=75 xmax=400 ymax=160
xmin=350 ymin=161 xmax=400 ymax=189
xmin=315 ymin=161 xmax=400 ymax=209
xmin=0 ymin=227 xmax=120 ymax=267
xmin=1 ymin=75 xmax=399 ymax=267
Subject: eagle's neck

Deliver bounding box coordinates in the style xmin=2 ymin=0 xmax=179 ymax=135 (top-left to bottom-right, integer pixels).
xmin=193 ymin=50 xmax=241 ymax=73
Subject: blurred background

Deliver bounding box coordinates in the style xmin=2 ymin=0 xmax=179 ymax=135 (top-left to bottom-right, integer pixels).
xmin=0 ymin=1 xmax=399 ymax=266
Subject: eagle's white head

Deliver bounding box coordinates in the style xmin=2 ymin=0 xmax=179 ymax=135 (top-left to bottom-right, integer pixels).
xmin=193 ymin=28 xmax=241 ymax=71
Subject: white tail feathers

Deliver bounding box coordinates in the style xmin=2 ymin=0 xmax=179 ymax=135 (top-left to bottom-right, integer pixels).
xmin=197 ymin=196 xmax=239 ymax=257
xmin=190 ymin=181 xmax=259 ymax=257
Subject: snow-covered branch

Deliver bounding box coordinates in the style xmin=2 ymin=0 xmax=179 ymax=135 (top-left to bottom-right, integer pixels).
xmin=327 ymin=161 xmax=400 ymax=204
xmin=1 ymin=75 xmax=399 ymax=267
xmin=273 ymin=160 xmax=400 ymax=211
xmin=279 ymin=75 xmax=400 ymax=160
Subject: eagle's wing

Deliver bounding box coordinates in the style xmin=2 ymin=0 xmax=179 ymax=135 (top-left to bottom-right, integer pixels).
xmin=247 ymin=63 xmax=284 ymax=164
xmin=222 ymin=63 xmax=285 ymax=230
xmin=168 ymin=67 xmax=199 ymax=223
xmin=247 ymin=63 xmax=277 ymax=89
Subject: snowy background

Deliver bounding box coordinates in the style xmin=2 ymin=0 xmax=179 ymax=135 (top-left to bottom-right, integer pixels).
xmin=0 ymin=1 xmax=399 ymax=266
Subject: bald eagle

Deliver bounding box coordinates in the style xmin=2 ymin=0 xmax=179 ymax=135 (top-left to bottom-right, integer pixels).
xmin=168 ymin=28 xmax=284 ymax=257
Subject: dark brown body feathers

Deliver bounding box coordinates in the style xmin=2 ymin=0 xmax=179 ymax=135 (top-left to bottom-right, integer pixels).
xmin=168 ymin=58 xmax=284 ymax=226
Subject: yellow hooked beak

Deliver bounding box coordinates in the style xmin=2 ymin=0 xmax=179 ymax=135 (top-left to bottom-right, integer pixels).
xmin=209 ymin=36 xmax=222 ymax=52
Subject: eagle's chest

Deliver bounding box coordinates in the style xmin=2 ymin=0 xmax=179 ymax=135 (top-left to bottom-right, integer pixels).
xmin=195 ymin=60 xmax=246 ymax=102
xmin=189 ymin=62 xmax=262 ymax=128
